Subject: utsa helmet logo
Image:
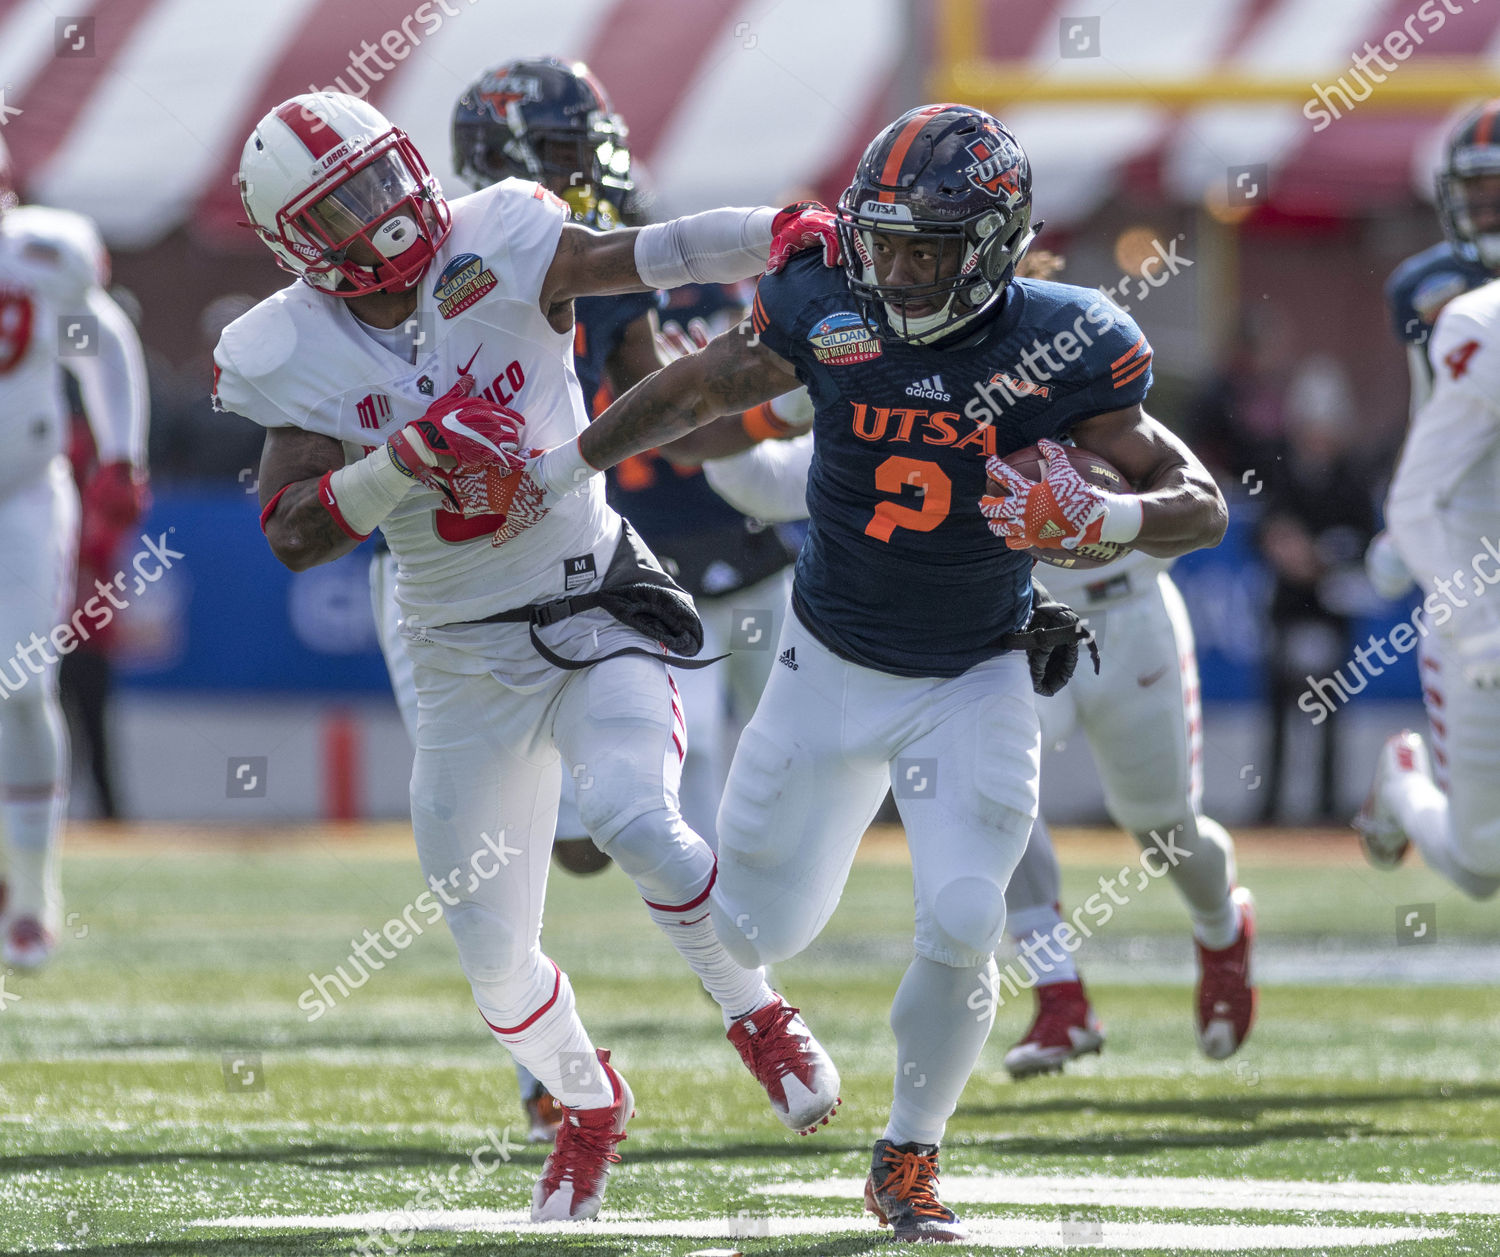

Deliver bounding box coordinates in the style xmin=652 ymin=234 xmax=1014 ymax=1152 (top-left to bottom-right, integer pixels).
xmin=962 ymin=134 xmax=1022 ymax=202
xmin=478 ymin=74 xmax=540 ymax=120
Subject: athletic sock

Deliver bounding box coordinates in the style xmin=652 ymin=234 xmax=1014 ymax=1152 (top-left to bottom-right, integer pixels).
xmin=476 ymin=962 xmax=614 ymax=1109
xmin=884 ymin=955 xmax=997 ymax=1147
xmin=1006 ymin=903 xmax=1079 ymax=985
xmin=644 ymin=903 xmax=773 ymax=1027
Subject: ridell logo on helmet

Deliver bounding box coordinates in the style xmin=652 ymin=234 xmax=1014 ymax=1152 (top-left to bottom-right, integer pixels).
xmin=962 ymin=136 xmax=1023 ymax=202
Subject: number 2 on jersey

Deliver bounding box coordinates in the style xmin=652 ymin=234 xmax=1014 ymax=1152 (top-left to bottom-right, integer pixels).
xmin=864 ymin=456 xmax=951 ymax=542
xmin=0 ymin=291 xmax=34 ymax=374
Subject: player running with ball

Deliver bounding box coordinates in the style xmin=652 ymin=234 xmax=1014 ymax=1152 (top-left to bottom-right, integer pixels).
xmin=521 ymin=104 xmax=1228 ymax=1242
xmin=214 ymin=91 xmax=842 ymax=1224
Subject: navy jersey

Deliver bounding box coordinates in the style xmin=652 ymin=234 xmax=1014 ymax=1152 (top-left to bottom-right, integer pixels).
xmin=592 ymin=282 xmax=797 ymax=597
xmin=573 ymin=289 xmax=659 ymax=414
xmin=1386 ymin=241 xmax=1492 ymax=346
xmin=751 ymin=253 xmax=1154 ymax=678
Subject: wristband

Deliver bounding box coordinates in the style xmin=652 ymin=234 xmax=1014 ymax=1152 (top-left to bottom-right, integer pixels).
xmin=1098 ymin=492 xmax=1144 ymax=545
xmin=535 ymin=437 xmax=599 ymax=498
xmin=323 ymin=444 xmax=419 ymax=538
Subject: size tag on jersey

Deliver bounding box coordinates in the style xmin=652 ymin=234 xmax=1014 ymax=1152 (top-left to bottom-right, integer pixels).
xmin=563 ymin=553 xmax=597 ymax=591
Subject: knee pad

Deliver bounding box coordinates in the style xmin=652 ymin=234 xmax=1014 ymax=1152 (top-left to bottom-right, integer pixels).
xmin=603 ymin=807 xmax=715 ymax=909
xmin=924 ymin=875 xmax=1008 ymax=968
xmin=442 ymin=899 xmax=535 ymax=991
xmin=470 ymin=950 xmax=561 ymax=1030
xmin=572 ymin=747 xmax=671 ymax=845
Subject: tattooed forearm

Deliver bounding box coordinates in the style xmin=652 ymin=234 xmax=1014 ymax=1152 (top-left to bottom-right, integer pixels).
xmin=258 ymin=426 xmax=361 ymax=571
xmin=579 ymin=326 xmax=798 ymax=471
xmin=264 ymin=480 xmax=362 ymax=571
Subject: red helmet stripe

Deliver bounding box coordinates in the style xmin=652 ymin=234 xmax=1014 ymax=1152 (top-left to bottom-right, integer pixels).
xmin=876 ymin=104 xmax=954 ymax=203
xmin=275 ymin=100 xmax=343 ymax=160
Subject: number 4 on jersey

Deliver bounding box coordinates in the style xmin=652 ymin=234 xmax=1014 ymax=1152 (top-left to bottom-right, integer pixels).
xmin=1444 ymin=339 xmax=1480 ymax=380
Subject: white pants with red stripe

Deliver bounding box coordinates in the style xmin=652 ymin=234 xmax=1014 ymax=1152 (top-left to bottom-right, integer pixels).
xmin=1416 ymin=633 xmax=1500 ymax=879
xmin=1007 ymin=572 xmax=1238 ymax=933
xmin=403 ymin=606 xmax=714 ymax=1104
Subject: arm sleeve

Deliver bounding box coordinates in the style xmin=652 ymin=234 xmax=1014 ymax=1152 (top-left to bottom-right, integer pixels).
xmin=70 ymin=286 xmax=148 ymax=466
xmin=634 ymin=206 xmax=776 ymax=289
xmin=702 ymin=433 xmax=814 ymax=523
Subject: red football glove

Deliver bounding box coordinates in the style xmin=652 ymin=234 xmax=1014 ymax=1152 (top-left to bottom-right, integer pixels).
xmin=79 ymin=461 xmax=149 ymax=571
xmin=387 ymin=377 xmax=526 ymax=516
xmin=980 ymin=438 xmax=1111 ymax=551
xmin=767 ymin=201 xmax=841 ymax=274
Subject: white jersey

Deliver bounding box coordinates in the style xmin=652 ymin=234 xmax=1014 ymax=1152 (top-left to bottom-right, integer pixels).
xmin=1032 ymin=547 xmax=1171 ymax=604
xmin=0 ymin=205 xmax=109 ymax=499
xmin=213 ymin=178 xmax=616 ymax=630
xmin=1387 ymin=277 xmax=1500 ymax=641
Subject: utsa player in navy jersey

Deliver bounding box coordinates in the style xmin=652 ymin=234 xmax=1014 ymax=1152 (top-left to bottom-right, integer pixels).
xmin=1367 ymin=101 xmax=1500 ymax=604
xmin=523 ymin=104 xmax=1228 ymax=1241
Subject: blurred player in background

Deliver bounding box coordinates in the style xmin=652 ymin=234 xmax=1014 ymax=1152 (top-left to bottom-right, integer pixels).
xmin=217 ymin=92 xmax=841 ymax=1222
xmin=1366 ymin=102 xmax=1500 ymax=603
xmin=527 ymin=104 xmax=1229 ymax=1242
xmin=683 ymin=247 xmax=1255 ymax=1077
xmin=1357 ymin=102 xmax=1500 ymax=900
xmin=0 ymin=133 xmax=148 ymax=968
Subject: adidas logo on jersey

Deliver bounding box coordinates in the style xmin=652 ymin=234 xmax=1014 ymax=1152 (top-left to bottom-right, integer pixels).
xmin=904 ymin=374 xmax=951 ymax=401
xmin=779 ymin=647 xmax=799 ymax=671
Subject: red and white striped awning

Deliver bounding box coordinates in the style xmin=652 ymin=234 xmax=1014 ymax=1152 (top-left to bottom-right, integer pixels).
xmin=0 ymin=0 xmax=1494 ymax=250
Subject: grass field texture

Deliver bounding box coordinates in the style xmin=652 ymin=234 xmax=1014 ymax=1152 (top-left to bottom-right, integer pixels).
xmin=1 ymin=823 xmax=1497 ymax=1255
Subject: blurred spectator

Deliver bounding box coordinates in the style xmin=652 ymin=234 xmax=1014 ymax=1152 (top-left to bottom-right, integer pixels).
xmin=148 ymin=294 xmax=263 ymax=483
xmin=1186 ymin=313 xmax=1295 ymax=480
xmin=1255 ymin=355 xmax=1378 ymax=823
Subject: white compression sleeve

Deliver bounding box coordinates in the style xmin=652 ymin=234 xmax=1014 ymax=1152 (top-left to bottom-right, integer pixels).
xmin=634 ymin=207 xmax=776 ymax=288
xmin=703 ymin=432 xmax=814 ymax=523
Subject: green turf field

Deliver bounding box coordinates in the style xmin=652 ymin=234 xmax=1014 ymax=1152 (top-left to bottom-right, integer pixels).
xmin=2 ymin=825 xmax=1498 ymax=1255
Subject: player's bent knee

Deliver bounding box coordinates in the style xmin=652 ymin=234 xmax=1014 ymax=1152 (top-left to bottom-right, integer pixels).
xmin=925 ymin=875 xmax=1008 ymax=968
xmin=441 ymin=900 xmax=534 ymax=987
xmin=572 ymin=750 xmax=671 ymax=846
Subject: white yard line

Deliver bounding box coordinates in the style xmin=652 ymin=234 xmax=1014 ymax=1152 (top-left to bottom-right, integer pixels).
xmin=763 ymin=1173 xmax=1500 ymax=1216
xmin=193 ymin=1210 xmax=1448 ymax=1250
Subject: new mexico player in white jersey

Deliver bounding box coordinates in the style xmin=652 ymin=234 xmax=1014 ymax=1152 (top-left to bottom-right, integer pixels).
xmin=1356 ymin=275 xmax=1500 ymax=899
xmin=0 ymin=134 xmax=148 ymax=969
xmin=212 ymin=92 xmax=842 ymax=1224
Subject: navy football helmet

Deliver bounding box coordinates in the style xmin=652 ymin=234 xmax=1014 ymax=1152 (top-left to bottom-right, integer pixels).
xmin=836 ymin=104 xmax=1036 ymax=345
xmin=1437 ymin=100 xmax=1500 ymax=271
xmin=452 ymin=56 xmax=632 ymax=226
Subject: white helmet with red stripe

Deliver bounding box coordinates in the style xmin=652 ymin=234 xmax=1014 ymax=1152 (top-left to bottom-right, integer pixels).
xmin=238 ymin=92 xmax=450 ymax=297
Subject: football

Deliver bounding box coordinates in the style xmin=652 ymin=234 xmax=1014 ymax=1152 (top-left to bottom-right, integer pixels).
xmin=990 ymin=443 xmax=1135 ymax=570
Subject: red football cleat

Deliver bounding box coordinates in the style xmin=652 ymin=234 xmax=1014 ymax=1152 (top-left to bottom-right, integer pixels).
xmin=530 ymin=1049 xmax=633 ymax=1222
xmin=3 ymin=916 xmax=55 ymax=971
xmin=1003 ymin=979 xmax=1105 ymax=1079
xmin=727 ymin=996 xmax=841 ymax=1134
xmin=1196 ymin=887 xmax=1257 ymax=1060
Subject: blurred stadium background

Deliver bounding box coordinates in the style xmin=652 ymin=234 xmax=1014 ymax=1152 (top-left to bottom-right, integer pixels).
xmin=4 ymin=0 xmax=1494 ymax=822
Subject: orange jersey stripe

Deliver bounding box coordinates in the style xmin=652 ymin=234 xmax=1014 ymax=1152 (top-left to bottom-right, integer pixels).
xmin=1111 ymin=334 xmax=1148 ymax=370
xmin=751 ymin=289 xmax=769 ymax=336
xmin=1113 ymin=358 xmax=1152 ymax=389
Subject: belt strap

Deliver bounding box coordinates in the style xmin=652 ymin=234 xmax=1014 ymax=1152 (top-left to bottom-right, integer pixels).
xmin=459 ymin=593 xmax=727 ymax=672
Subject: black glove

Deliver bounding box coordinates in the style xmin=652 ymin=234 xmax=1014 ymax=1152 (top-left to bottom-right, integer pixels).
xmin=1000 ymin=579 xmax=1100 ymax=697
